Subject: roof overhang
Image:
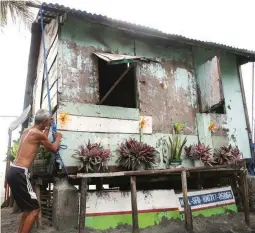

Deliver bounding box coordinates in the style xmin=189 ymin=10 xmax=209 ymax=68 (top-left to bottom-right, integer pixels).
xmin=93 ymin=52 xmax=150 ymax=65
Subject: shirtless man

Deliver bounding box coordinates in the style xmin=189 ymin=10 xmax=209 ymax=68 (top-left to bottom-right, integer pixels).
xmin=6 ymin=109 xmax=62 ymax=233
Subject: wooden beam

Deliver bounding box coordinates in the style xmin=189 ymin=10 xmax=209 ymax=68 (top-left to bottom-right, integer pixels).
xmin=130 ymin=176 xmax=139 ymax=233
xmin=181 ymin=170 xmax=193 ymax=231
xmin=73 ymin=165 xmax=242 ymax=179
xmin=79 ymin=178 xmax=87 ymax=233
xmin=240 ymin=169 xmax=250 ymax=226
xmin=98 ymin=65 xmax=133 ymax=105
xmin=237 ymin=65 xmax=253 ymax=152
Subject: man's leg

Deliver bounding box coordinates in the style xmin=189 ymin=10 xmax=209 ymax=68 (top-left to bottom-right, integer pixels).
xmin=20 ymin=209 xmax=40 ymax=233
xmin=18 ymin=212 xmax=29 ymax=233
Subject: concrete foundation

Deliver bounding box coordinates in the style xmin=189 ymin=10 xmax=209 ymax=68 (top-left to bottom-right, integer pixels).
xmin=52 ymin=178 xmax=79 ymax=230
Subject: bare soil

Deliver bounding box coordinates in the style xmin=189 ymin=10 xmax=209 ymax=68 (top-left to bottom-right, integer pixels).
xmin=2 ymin=208 xmax=255 ymax=233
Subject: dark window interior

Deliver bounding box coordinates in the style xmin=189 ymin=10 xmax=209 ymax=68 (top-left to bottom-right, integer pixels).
xmin=98 ymin=59 xmax=136 ymax=108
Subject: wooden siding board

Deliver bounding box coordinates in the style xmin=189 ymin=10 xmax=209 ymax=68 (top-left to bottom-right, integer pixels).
xmin=58 ymin=102 xmax=140 ymax=120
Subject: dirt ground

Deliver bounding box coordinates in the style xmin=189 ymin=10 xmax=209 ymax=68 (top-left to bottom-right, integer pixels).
xmin=2 ymin=208 xmax=255 ymax=233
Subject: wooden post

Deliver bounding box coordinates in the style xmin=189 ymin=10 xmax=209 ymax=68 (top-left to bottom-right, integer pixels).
xmin=181 ymin=170 xmax=193 ymax=231
xmin=35 ymin=184 xmax=43 ymax=229
xmin=130 ymin=176 xmax=139 ymax=233
xmin=240 ymin=169 xmax=250 ymax=226
xmin=79 ymin=178 xmax=87 ymax=233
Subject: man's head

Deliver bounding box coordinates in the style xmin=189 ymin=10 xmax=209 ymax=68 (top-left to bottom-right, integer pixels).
xmin=34 ymin=109 xmax=52 ymax=130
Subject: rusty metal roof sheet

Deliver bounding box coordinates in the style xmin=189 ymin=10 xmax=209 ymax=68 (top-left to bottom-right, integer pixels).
xmin=37 ymin=2 xmax=255 ymax=59
xmin=93 ymin=52 xmax=148 ymax=64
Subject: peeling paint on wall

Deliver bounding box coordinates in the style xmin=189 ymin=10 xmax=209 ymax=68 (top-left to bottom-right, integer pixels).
xmin=173 ymin=68 xmax=197 ymax=108
xmin=59 ymin=40 xmax=99 ymax=103
xmin=137 ymin=60 xmax=198 ymax=134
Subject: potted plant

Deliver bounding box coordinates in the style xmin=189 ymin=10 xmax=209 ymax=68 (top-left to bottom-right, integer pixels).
xmin=32 ymin=145 xmax=52 ymax=175
xmin=73 ymin=140 xmax=111 ymax=173
xmin=184 ymin=143 xmax=212 ymax=167
xmin=168 ymin=123 xmax=187 ymax=167
xmin=213 ymin=145 xmax=243 ymax=165
xmin=116 ymin=138 xmax=159 ymax=171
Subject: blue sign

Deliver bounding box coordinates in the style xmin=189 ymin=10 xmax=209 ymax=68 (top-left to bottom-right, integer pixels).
xmin=179 ymin=190 xmax=233 ymax=208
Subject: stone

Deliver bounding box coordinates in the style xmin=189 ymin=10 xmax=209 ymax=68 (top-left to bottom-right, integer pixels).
xmin=52 ymin=178 xmax=79 ymax=230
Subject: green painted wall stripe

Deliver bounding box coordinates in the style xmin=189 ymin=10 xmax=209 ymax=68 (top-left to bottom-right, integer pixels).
xmin=86 ymin=210 xmax=180 ymax=230
xmin=85 ymin=204 xmax=237 ymax=230
xmin=59 ymin=102 xmax=140 ymax=120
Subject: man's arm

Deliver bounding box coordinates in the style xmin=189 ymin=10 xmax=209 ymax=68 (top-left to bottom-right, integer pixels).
xmin=43 ymin=117 xmax=54 ymax=137
xmin=43 ymin=127 xmax=50 ymax=137
xmin=37 ymin=132 xmax=62 ymax=153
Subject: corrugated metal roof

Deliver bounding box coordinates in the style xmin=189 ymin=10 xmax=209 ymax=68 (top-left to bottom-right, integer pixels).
xmin=93 ymin=52 xmax=148 ymax=64
xmin=38 ymin=2 xmax=255 ymax=59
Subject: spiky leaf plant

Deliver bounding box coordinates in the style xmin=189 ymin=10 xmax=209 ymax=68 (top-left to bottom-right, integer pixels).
xmin=116 ymin=138 xmax=158 ymax=170
xmin=213 ymin=145 xmax=243 ymax=165
xmin=184 ymin=143 xmax=213 ymax=165
xmin=73 ymin=140 xmax=111 ymax=173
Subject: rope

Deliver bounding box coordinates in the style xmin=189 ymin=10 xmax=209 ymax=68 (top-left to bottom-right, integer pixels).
xmin=40 ymin=6 xmax=69 ymax=177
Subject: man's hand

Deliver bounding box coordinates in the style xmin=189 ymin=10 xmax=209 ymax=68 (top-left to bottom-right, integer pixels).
xmin=46 ymin=117 xmax=54 ymax=127
xmin=56 ymin=132 xmax=62 ymax=140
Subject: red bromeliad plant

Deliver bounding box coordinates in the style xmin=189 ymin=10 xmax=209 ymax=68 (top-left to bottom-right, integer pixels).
xmin=73 ymin=140 xmax=111 ymax=173
xmin=116 ymin=138 xmax=159 ymax=170
xmin=184 ymin=143 xmax=213 ymax=165
xmin=213 ymin=145 xmax=243 ymax=165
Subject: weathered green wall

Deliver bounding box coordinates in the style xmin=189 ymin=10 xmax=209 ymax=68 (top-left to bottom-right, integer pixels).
xmin=58 ymin=16 xmax=198 ymax=134
xmin=193 ymin=47 xmax=250 ymax=158
xmin=55 ymin=17 xmax=251 ymax=168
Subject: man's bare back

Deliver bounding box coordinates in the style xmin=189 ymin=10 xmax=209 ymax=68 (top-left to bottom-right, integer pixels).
xmin=14 ymin=128 xmax=62 ymax=169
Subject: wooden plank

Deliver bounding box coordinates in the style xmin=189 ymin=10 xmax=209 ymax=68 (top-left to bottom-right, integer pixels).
xmin=57 ymin=115 xmax=152 ymax=134
xmin=44 ymin=18 xmax=58 ymax=53
xmin=196 ymin=113 xmax=213 ymax=148
xmin=35 ymin=184 xmax=43 ymax=229
xmin=79 ymin=178 xmax=87 ymax=233
xmin=130 ymin=176 xmax=139 ymax=233
xmin=197 ymin=56 xmax=224 ymax=112
xmin=43 ymin=78 xmax=58 ymax=100
xmin=42 ymin=92 xmax=57 ymax=111
xmin=240 ymin=169 xmax=250 ymax=226
xmin=43 ymin=60 xmax=58 ymax=94
xmin=74 ymin=165 xmax=241 ymax=179
xmin=237 ymin=65 xmax=253 ymax=147
xmin=181 ymin=170 xmax=193 ymax=231
xmin=58 ymin=102 xmax=140 ymax=120
xmin=46 ymin=34 xmax=58 ymax=70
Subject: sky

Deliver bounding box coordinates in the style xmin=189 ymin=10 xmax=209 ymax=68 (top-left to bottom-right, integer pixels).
xmin=0 ymin=0 xmax=255 ymax=201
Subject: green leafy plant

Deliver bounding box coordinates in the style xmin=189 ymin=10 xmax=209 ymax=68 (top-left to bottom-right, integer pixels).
xmin=116 ymin=138 xmax=158 ymax=170
xmin=6 ymin=139 xmax=20 ymax=162
xmin=169 ymin=134 xmax=187 ymax=161
xmin=37 ymin=145 xmax=52 ymax=165
xmin=213 ymin=145 xmax=243 ymax=165
xmin=168 ymin=122 xmax=187 ymax=162
xmin=184 ymin=143 xmax=213 ymax=165
xmin=73 ymin=140 xmax=111 ymax=173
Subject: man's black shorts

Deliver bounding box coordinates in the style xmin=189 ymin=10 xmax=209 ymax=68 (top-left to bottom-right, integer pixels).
xmin=7 ymin=164 xmax=39 ymax=212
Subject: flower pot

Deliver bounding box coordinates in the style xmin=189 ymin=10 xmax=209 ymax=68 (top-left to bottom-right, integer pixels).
xmin=194 ymin=160 xmax=204 ymax=167
xmin=169 ymin=159 xmax=182 ymax=168
xmin=136 ymin=163 xmax=146 ymax=171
